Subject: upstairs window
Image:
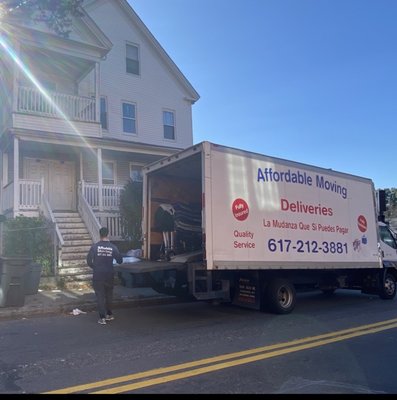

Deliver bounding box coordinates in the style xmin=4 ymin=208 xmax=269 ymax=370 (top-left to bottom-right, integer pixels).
xmin=126 ymin=43 xmax=139 ymax=75
xmin=122 ymin=102 xmax=136 ymax=134
xmin=163 ymin=110 xmax=175 ymax=140
xmin=100 ymin=97 xmax=108 ymax=130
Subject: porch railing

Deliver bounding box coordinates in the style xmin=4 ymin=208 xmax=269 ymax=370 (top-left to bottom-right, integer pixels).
xmin=80 ymin=181 xmax=124 ymax=210
xmin=4 ymin=179 xmax=125 ymax=240
xmin=1 ymin=178 xmax=44 ymax=212
xmin=79 ymin=181 xmax=125 ymax=240
xmin=19 ymin=179 xmax=43 ymax=210
xmin=40 ymin=195 xmax=64 ymax=273
xmin=78 ymin=190 xmax=101 ymax=243
xmin=18 ymin=86 xmax=96 ymax=123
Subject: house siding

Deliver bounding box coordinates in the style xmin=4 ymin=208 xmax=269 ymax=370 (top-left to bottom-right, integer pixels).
xmin=85 ymin=1 xmax=194 ymax=149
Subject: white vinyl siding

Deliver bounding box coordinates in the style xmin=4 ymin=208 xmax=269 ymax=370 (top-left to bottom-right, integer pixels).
xmin=85 ymin=1 xmax=196 ymax=148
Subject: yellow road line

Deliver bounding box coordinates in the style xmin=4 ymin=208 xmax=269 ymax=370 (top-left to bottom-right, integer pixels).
xmin=45 ymin=317 xmax=397 ymax=394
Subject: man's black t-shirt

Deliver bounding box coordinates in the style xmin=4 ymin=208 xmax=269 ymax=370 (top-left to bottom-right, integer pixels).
xmin=86 ymin=240 xmax=123 ymax=281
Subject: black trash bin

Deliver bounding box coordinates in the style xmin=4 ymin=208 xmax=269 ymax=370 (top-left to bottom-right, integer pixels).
xmin=24 ymin=263 xmax=43 ymax=295
xmin=0 ymin=257 xmax=32 ymax=307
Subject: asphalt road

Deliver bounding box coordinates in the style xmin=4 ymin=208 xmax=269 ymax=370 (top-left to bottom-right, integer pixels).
xmin=1 ymin=289 xmax=397 ymax=394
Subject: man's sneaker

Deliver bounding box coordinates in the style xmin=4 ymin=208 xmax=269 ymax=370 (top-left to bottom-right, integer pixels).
xmin=105 ymin=314 xmax=114 ymax=321
xmin=98 ymin=318 xmax=107 ymax=325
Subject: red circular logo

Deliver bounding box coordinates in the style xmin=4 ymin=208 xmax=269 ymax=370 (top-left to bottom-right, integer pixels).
xmin=232 ymin=198 xmax=249 ymax=221
xmin=357 ymin=215 xmax=367 ymax=233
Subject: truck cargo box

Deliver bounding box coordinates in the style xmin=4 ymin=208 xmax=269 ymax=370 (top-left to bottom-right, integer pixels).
xmin=142 ymin=141 xmax=381 ymax=271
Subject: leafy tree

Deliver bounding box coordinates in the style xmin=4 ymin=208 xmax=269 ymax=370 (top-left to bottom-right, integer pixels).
xmin=385 ymin=188 xmax=397 ymax=220
xmin=119 ymin=179 xmax=143 ymax=248
xmin=0 ymin=0 xmax=84 ymax=38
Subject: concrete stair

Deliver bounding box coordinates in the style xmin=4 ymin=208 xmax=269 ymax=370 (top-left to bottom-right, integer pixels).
xmin=53 ymin=211 xmax=94 ymax=288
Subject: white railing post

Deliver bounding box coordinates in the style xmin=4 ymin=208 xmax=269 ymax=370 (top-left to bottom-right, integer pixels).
xmin=97 ymin=148 xmax=103 ymax=212
xmin=40 ymin=177 xmax=44 ymax=199
xmin=0 ymin=178 xmax=2 ymax=214
xmin=13 ymin=137 xmax=19 ymax=216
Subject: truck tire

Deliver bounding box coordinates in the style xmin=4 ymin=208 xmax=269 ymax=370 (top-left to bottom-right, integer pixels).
xmin=379 ymin=272 xmax=397 ymax=300
xmin=266 ymin=278 xmax=296 ymax=314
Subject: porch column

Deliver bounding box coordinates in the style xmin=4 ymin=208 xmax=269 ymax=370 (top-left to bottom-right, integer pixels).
xmin=13 ymin=137 xmax=19 ymax=216
xmin=2 ymin=151 xmax=8 ymax=186
xmin=1 ymin=151 xmax=8 ymax=214
xmin=12 ymin=41 xmax=20 ymax=112
xmin=97 ymin=148 xmax=103 ymax=212
xmin=95 ymin=62 xmax=100 ymax=124
xmin=79 ymin=151 xmax=83 ymax=181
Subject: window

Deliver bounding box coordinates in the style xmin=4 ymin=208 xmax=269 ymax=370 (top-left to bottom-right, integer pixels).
xmin=163 ymin=110 xmax=175 ymax=140
xmin=380 ymin=226 xmax=397 ymax=249
xmin=122 ymin=102 xmax=136 ymax=134
xmin=100 ymin=97 xmax=108 ymax=130
xmin=130 ymin=164 xmax=143 ymax=182
xmin=102 ymin=161 xmax=115 ymax=185
xmin=126 ymin=43 xmax=139 ymax=75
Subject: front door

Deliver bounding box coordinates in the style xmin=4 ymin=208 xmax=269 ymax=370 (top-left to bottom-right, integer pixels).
xmin=25 ymin=158 xmax=76 ymax=211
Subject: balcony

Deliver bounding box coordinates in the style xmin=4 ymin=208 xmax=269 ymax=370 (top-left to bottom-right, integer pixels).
xmin=12 ymin=86 xmax=101 ymax=137
xmin=18 ymin=86 xmax=96 ymax=122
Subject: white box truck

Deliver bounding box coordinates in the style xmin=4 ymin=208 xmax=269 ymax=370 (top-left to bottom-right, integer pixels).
xmin=117 ymin=141 xmax=397 ymax=314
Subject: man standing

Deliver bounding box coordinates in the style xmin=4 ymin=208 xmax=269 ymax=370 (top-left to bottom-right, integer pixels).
xmin=86 ymin=227 xmax=123 ymax=325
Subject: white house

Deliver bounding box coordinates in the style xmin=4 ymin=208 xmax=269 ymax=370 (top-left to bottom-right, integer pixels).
xmin=0 ymin=0 xmax=199 ymax=284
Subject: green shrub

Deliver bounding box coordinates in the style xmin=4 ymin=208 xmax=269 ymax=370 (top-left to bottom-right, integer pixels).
xmin=119 ymin=178 xmax=143 ymax=248
xmin=2 ymin=215 xmax=55 ymax=276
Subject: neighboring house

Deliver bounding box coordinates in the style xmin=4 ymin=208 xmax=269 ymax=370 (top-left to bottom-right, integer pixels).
xmin=0 ymin=0 xmax=199 ymax=284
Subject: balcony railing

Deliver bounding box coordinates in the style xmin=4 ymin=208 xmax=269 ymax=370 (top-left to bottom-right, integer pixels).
xmin=17 ymin=86 xmax=96 ymax=123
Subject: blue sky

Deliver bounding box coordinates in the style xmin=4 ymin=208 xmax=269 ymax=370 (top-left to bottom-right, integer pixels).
xmin=130 ymin=0 xmax=396 ymax=190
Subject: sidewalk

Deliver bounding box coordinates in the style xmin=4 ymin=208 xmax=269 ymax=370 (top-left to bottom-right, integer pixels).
xmin=0 ymin=285 xmax=177 ymax=321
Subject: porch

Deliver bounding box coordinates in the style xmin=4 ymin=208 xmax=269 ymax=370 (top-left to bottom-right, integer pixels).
xmin=0 ymin=179 xmax=126 ymax=241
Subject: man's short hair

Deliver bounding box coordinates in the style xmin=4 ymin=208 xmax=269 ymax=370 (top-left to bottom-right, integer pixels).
xmin=99 ymin=227 xmax=109 ymax=238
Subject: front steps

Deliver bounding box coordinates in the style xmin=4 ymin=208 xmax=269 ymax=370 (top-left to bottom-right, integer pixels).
xmin=53 ymin=211 xmax=94 ymax=288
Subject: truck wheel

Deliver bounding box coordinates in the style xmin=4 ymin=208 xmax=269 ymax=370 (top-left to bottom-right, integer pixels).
xmin=380 ymin=272 xmax=397 ymax=300
xmin=266 ymin=279 xmax=296 ymax=314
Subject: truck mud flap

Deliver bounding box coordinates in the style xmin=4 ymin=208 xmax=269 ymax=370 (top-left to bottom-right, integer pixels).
xmin=232 ymin=272 xmax=261 ymax=310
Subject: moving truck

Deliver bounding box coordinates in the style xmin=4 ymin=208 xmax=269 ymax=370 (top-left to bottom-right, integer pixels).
xmin=117 ymin=141 xmax=397 ymax=314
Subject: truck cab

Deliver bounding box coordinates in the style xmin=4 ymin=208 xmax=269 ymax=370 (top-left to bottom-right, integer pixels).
xmin=379 ymin=222 xmax=397 ymax=267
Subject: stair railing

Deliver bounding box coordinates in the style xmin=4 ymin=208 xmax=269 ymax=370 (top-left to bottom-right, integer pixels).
xmin=78 ymin=190 xmax=101 ymax=243
xmin=40 ymin=192 xmax=64 ymax=274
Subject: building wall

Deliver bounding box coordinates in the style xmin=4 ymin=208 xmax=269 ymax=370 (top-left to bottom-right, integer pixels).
xmin=85 ymin=1 xmax=195 ymax=150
